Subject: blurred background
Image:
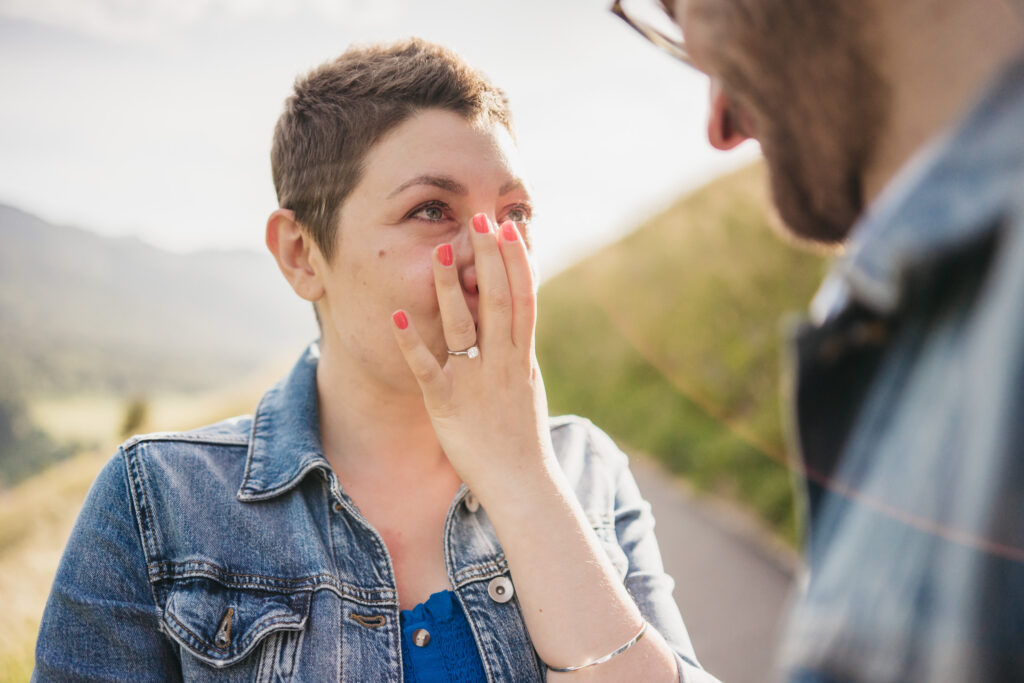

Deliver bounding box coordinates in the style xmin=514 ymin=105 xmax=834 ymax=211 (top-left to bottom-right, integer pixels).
xmin=0 ymin=0 xmax=830 ymax=680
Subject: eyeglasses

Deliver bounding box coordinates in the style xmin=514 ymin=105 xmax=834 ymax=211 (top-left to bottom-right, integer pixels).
xmin=610 ymin=0 xmax=693 ymax=67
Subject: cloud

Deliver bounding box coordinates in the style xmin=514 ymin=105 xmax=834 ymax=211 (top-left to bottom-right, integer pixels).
xmin=0 ymin=0 xmax=403 ymax=42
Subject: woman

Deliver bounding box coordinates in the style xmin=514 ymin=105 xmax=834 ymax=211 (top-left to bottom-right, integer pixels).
xmin=35 ymin=38 xmax=715 ymax=682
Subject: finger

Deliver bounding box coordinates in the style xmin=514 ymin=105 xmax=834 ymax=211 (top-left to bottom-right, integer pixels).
xmin=433 ymin=243 xmax=477 ymax=353
xmin=471 ymin=213 xmax=513 ymax=347
xmin=391 ymin=310 xmax=450 ymax=405
xmin=497 ymin=220 xmax=537 ymax=350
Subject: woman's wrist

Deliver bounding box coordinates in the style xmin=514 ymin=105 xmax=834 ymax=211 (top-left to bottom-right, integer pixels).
xmin=467 ymin=446 xmax=564 ymax=518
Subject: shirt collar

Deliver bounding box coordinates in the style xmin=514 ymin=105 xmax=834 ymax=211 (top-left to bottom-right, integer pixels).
xmin=811 ymin=50 xmax=1024 ymax=324
xmin=238 ymin=342 xmax=331 ymax=502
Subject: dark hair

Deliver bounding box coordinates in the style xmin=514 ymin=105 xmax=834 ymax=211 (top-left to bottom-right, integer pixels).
xmin=271 ymin=37 xmax=513 ymax=261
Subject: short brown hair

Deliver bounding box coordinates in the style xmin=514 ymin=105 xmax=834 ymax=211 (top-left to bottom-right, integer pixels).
xmin=271 ymin=38 xmax=513 ymax=261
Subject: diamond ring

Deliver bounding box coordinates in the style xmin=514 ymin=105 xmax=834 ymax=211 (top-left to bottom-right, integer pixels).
xmin=447 ymin=345 xmax=480 ymax=359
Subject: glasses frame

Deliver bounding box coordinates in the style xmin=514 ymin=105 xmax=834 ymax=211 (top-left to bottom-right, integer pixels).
xmin=610 ymin=0 xmax=693 ymax=67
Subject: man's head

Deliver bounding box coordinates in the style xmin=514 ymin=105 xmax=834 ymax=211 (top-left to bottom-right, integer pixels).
xmin=270 ymin=38 xmax=513 ymax=262
xmin=624 ymin=0 xmax=889 ymax=244
xmin=684 ymin=0 xmax=889 ymax=244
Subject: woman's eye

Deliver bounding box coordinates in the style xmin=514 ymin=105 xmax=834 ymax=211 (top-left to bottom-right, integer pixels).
xmin=506 ymin=206 xmax=531 ymax=224
xmin=411 ymin=203 xmax=448 ymax=222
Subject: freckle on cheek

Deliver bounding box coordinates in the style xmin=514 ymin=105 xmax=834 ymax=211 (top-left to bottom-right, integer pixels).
xmin=378 ymin=249 xmax=386 ymax=258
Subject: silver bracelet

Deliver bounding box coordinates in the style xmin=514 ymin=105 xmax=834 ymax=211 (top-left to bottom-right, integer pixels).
xmin=545 ymin=620 xmax=648 ymax=673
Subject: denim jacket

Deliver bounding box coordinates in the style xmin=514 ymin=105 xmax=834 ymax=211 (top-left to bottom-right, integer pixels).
xmin=35 ymin=344 xmax=713 ymax=682
xmin=780 ymin=53 xmax=1024 ymax=681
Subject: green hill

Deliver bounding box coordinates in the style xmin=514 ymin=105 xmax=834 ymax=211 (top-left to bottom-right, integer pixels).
xmin=536 ymin=163 xmax=830 ymax=543
xmin=0 ymin=203 xmax=317 ymax=487
xmin=0 ymin=204 xmax=316 ymax=396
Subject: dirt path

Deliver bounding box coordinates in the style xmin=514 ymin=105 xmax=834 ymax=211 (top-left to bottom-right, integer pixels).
xmin=630 ymin=454 xmax=801 ymax=683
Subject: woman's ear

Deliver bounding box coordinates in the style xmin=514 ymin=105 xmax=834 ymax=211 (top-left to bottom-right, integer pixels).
xmin=266 ymin=209 xmax=326 ymax=303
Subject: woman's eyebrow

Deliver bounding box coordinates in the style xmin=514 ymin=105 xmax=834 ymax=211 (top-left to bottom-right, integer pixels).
xmin=499 ymin=178 xmax=527 ymax=195
xmin=388 ymin=174 xmax=467 ymax=198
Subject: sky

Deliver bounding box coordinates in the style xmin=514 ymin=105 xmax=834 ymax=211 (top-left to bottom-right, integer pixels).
xmin=0 ymin=0 xmax=758 ymax=278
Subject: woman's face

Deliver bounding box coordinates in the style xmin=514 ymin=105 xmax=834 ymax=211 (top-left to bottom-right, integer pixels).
xmin=314 ymin=108 xmax=532 ymax=392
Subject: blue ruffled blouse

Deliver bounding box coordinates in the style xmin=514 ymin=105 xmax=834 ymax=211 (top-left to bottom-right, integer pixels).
xmin=400 ymin=590 xmax=488 ymax=683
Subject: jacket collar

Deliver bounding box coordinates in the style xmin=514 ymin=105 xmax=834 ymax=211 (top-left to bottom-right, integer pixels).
xmin=238 ymin=343 xmax=331 ymax=502
xmin=812 ymin=50 xmax=1024 ymax=323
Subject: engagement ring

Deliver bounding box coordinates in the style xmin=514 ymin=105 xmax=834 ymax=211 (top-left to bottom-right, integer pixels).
xmin=447 ymin=345 xmax=480 ymax=359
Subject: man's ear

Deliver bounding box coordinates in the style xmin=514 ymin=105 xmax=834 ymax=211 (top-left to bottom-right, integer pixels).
xmin=707 ymin=78 xmax=755 ymax=150
xmin=266 ymin=209 xmax=326 ymax=303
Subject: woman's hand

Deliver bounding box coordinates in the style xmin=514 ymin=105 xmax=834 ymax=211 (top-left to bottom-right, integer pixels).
xmin=392 ymin=213 xmax=688 ymax=682
xmin=391 ymin=213 xmax=556 ymax=502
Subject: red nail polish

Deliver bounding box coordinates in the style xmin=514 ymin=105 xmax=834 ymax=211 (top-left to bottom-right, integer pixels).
xmin=438 ymin=243 xmax=453 ymax=266
xmin=473 ymin=214 xmax=490 ymax=233
xmin=501 ymin=221 xmax=519 ymax=241
xmin=392 ymin=311 xmax=408 ymax=330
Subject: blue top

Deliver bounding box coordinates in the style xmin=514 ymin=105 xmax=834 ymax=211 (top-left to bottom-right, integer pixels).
xmin=782 ymin=51 xmax=1024 ymax=681
xmin=400 ymin=590 xmax=487 ymax=682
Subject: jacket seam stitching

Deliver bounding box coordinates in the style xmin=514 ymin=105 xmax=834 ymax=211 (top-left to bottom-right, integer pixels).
xmin=122 ymin=447 xmax=164 ymax=609
xmin=151 ymin=564 xmax=400 ymax=605
xmin=452 ymin=570 xmax=506 ymax=585
xmin=238 ymin=390 xmax=271 ymax=497
xmin=125 ymin=434 xmax=250 ymax=447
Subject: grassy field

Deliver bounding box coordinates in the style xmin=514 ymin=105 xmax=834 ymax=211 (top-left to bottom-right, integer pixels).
xmin=0 ymin=448 xmax=110 ymax=680
xmin=0 ymin=363 xmax=288 ymax=680
xmin=537 ymin=162 xmax=830 ymax=544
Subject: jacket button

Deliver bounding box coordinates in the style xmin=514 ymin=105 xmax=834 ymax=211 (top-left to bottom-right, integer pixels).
xmin=465 ymin=492 xmax=479 ymax=512
xmin=412 ymin=628 xmax=431 ymax=647
xmin=333 ymin=502 xmax=343 ymax=512
xmin=487 ymin=576 xmax=514 ymax=603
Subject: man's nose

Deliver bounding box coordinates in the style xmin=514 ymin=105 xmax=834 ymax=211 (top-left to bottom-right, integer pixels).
xmin=707 ymin=78 xmax=753 ymax=150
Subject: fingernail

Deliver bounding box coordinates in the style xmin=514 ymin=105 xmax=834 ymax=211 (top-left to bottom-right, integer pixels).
xmin=501 ymin=221 xmax=518 ymax=241
xmin=473 ymin=214 xmax=490 ymax=233
xmin=438 ymin=243 xmax=453 ymax=267
xmin=392 ymin=311 xmax=408 ymax=330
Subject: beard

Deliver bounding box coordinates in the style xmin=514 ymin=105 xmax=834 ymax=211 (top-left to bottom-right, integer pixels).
xmin=705 ymin=2 xmax=888 ymax=244
xmin=754 ymin=99 xmax=874 ymax=245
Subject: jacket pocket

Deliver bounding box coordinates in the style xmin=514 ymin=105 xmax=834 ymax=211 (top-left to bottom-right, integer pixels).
xmin=162 ymin=576 xmax=311 ymax=670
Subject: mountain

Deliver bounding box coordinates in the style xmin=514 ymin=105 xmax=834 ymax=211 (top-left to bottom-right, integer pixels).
xmin=0 ymin=204 xmax=317 ymax=395
xmin=535 ymin=162 xmax=831 ymax=541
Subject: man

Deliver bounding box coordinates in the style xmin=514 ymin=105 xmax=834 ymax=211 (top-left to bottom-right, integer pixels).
xmin=612 ymin=0 xmax=1024 ymax=680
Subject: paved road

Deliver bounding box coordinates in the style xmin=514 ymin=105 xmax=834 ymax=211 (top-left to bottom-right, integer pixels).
xmin=629 ymin=454 xmax=800 ymax=683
